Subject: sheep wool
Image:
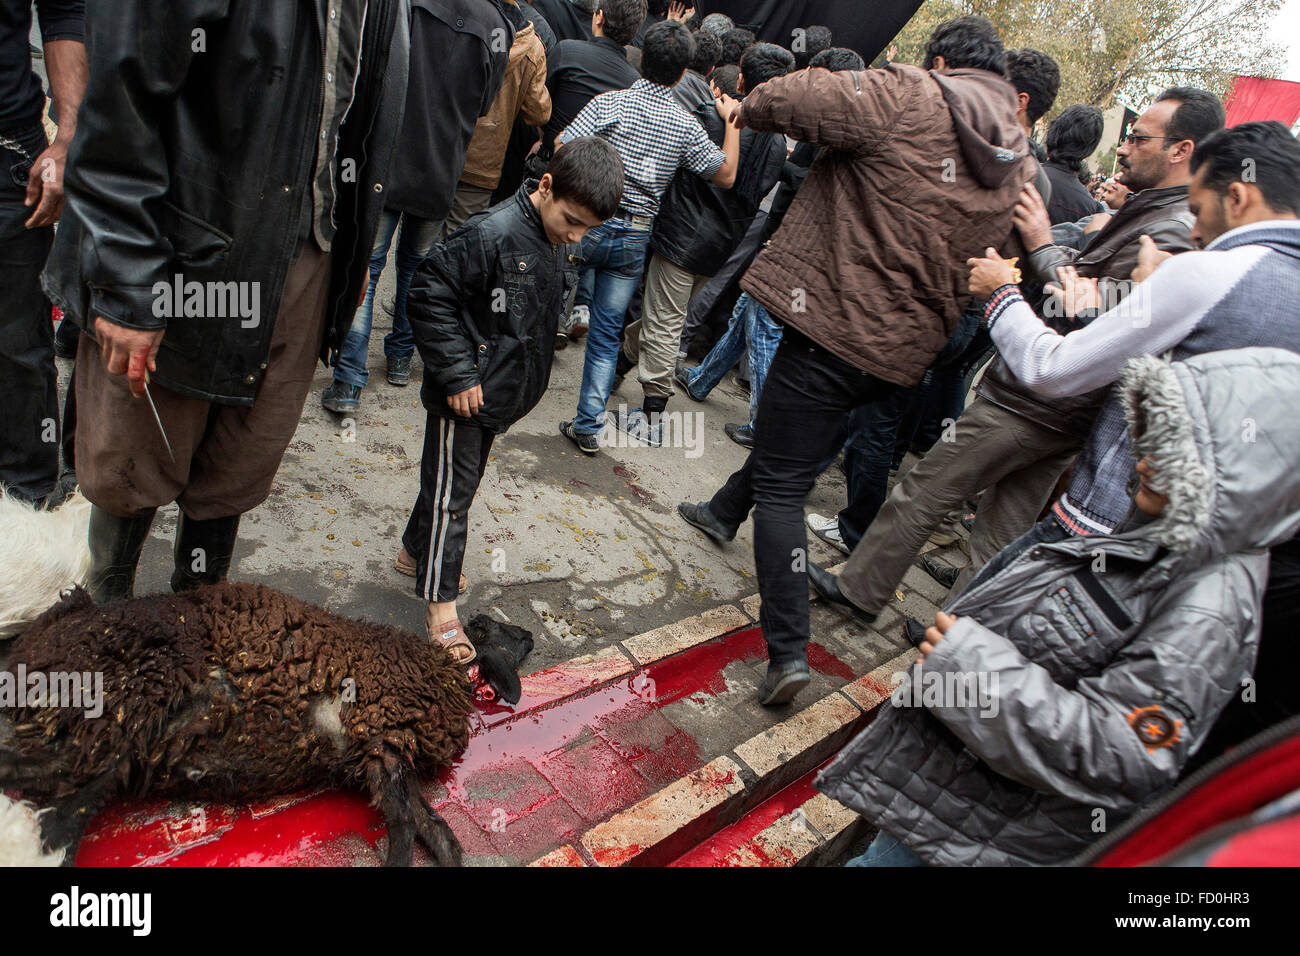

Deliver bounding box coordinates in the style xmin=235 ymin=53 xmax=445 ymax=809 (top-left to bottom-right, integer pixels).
xmin=0 ymin=490 xmax=92 ymax=638
xmin=0 ymin=581 xmax=474 ymax=866
xmin=0 ymin=794 xmax=65 ymax=866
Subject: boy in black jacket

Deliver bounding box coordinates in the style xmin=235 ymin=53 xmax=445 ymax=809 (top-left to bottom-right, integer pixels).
xmin=396 ymin=137 xmax=623 ymax=663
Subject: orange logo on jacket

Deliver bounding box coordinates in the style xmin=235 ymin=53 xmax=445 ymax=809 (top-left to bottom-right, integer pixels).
xmin=1127 ymin=705 xmax=1182 ymax=753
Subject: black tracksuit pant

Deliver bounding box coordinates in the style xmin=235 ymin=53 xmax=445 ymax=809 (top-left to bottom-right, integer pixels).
xmin=402 ymin=413 xmax=495 ymax=602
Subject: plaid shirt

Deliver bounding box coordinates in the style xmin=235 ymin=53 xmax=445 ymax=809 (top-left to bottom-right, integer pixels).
xmin=558 ymin=78 xmax=725 ymax=218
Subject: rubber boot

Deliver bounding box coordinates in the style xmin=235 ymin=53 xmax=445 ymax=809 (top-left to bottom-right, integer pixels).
xmin=86 ymin=504 xmax=157 ymax=603
xmin=170 ymin=512 xmax=242 ymax=592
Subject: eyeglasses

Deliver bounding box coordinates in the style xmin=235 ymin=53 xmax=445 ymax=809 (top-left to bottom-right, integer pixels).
xmin=1123 ymin=133 xmax=1178 ymax=145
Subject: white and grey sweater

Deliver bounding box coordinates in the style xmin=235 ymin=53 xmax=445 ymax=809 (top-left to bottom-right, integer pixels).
xmin=984 ymin=219 xmax=1300 ymax=535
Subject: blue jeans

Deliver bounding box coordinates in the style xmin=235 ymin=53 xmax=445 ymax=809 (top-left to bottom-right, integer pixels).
xmin=686 ymin=293 xmax=783 ymax=429
xmin=572 ymin=218 xmax=653 ymax=435
xmin=334 ymin=208 xmax=444 ymax=387
xmin=845 ymin=831 xmax=925 ymax=867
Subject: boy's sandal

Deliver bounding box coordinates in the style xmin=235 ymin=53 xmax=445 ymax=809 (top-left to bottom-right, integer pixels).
xmin=431 ymin=618 xmax=476 ymax=665
xmin=396 ymin=548 xmax=466 ymax=593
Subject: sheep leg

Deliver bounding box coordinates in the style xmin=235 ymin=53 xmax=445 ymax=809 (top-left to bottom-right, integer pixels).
xmin=40 ymin=772 xmax=118 ymax=866
xmin=366 ymin=751 xmax=417 ymax=866
xmin=406 ymin=773 xmax=463 ymax=868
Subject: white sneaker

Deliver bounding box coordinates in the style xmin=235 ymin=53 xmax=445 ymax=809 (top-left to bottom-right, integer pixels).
xmin=806 ymin=512 xmax=849 ymax=554
xmin=614 ymin=407 xmax=662 ymax=447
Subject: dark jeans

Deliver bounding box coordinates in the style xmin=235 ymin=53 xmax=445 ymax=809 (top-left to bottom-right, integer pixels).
xmin=0 ymin=122 xmax=59 ymax=502
xmin=834 ymin=305 xmax=985 ymax=548
xmin=708 ymin=330 xmax=901 ymax=666
xmin=961 ymin=512 xmax=1070 ymax=596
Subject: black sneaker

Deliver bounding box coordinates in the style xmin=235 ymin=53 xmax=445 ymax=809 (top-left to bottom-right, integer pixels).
xmin=674 ymin=365 xmax=706 ymax=402
xmin=382 ymin=295 xmax=396 ymax=316
xmin=560 ymin=420 xmax=599 ymax=455
xmin=387 ymin=354 xmax=412 ymax=386
xmin=920 ymin=554 xmax=960 ymax=590
xmin=806 ymin=563 xmax=876 ymax=626
xmin=757 ymin=659 xmax=811 ymax=707
xmin=902 ymin=617 xmax=927 ymax=648
xmin=321 ymin=380 xmax=362 ymax=414
xmin=677 ymin=501 xmax=736 ymax=545
xmin=724 ymin=423 xmax=754 ymax=448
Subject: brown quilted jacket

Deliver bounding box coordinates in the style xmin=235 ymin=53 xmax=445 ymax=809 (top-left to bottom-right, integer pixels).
xmin=738 ymin=64 xmax=1034 ymax=387
xmin=459 ymin=18 xmax=551 ymax=190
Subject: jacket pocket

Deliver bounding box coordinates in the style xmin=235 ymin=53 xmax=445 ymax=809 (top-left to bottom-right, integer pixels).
xmin=161 ymin=200 xmax=233 ymax=271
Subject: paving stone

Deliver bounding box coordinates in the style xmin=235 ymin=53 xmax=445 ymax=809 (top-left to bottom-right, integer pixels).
xmin=512 ymin=645 xmax=635 ymax=714
xmin=901 ymin=563 xmax=951 ymax=606
xmin=800 ymin=792 xmax=860 ymax=841
xmin=621 ymin=604 xmax=751 ymax=664
xmin=434 ymin=802 xmax=500 ymax=862
xmin=720 ymin=809 xmax=824 ymax=866
xmin=658 ymin=692 xmax=755 ymax=762
xmin=594 ymin=706 xmax=678 ymax=760
xmin=739 ymin=591 xmax=762 ymax=621
xmin=457 ymin=755 xmax=557 ymax=830
xmin=536 ymin=735 xmax=649 ymax=822
xmin=529 ymin=844 xmax=587 ymax=867
xmin=629 ymin=728 xmax=703 ymax=789
xmin=489 ymin=794 xmax=584 ymax=864
xmin=579 ymin=757 xmax=746 ymax=866
xmin=733 ymin=692 xmax=863 ymax=780
xmin=839 ymin=648 xmax=920 ymax=713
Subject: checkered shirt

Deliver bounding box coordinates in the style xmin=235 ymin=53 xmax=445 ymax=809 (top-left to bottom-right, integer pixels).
xmin=558 ymin=78 xmax=726 ymax=218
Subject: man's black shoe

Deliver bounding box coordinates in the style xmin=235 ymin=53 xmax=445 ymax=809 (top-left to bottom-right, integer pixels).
xmin=321 ymin=380 xmax=362 ymax=414
xmin=903 ymin=617 xmax=927 ymax=648
xmin=807 ymin=563 xmax=876 ymax=626
xmin=387 ymin=354 xmax=412 ymax=386
xmin=677 ymin=501 xmax=735 ymax=545
xmin=724 ymin=423 xmax=754 ymax=448
xmin=560 ymin=420 xmax=599 ymax=455
xmin=757 ymin=659 xmax=811 ymax=707
xmin=920 ymin=554 xmax=960 ymax=590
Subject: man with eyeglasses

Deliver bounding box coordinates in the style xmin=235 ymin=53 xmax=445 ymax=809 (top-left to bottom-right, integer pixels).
xmin=807 ymin=86 xmax=1226 ymax=647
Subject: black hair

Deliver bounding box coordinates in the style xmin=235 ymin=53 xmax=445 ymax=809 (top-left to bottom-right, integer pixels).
xmin=684 ymin=10 xmax=702 ymax=31
xmin=598 ymin=0 xmax=647 ymax=46
xmin=794 ymin=24 xmax=833 ymax=69
xmin=1046 ymin=104 xmax=1104 ymax=173
xmin=809 ymin=46 xmax=865 ymax=72
xmin=710 ymin=63 xmax=741 ymax=98
xmin=1004 ymin=48 xmax=1060 ymax=124
xmin=922 ymin=15 xmax=1004 ymax=74
xmin=689 ymin=28 xmax=722 ymax=75
xmin=720 ymin=27 xmax=756 ymax=66
xmin=548 ymin=137 xmax=624 ymax=221
xmin=1191 ymin=121 xmax=1300 ymax=215
xmin=641 ymin=19 xmax=694 ymax=85
xmin=740 ymin=42 xmax=795 ymax=92
xmin=1154 ymin=86 xmax=1227 ymax=145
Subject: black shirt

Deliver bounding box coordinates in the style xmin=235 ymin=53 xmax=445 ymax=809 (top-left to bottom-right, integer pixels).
xmin=1043 ymin=161 xmax=1105 ymax=225
xmin=542 ymin=35 xmax=638 ymax=152
xmin=530 ymin=0 xmax=591 ymax=42
xmin=387 ymin=0 xmax=512 ymax=221
xmin=1 ymin=0 xmax=83 ymax=131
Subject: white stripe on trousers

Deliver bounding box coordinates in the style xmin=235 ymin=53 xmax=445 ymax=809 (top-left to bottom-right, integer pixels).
xmin=423 ymin=418 xmax=457 ymax=601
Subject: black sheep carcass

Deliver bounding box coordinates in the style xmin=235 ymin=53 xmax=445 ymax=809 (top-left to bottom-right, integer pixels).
xmin=0 ymin=581 xmax=474 ymax=866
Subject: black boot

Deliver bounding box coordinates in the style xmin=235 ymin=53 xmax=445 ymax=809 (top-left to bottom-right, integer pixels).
xmin=86 ymin=505 xmax=157 ymax=603
xmin=171 ymin=512 xmax=242 ymax=592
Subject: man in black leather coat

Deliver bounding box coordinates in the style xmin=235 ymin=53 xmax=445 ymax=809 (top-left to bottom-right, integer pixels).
xmin=41 ymin=0 xmax=411 ymax=603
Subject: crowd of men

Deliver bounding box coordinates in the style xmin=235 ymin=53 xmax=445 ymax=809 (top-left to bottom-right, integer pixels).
xmin=3 ymin=0 xmax=1300 ymax=866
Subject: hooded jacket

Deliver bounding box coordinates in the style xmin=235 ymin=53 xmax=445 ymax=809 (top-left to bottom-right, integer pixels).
xmin=817 ymin=347 xmax=1300 ymax=865
xmin=736 ymin=65 xmax=1034 ymax=388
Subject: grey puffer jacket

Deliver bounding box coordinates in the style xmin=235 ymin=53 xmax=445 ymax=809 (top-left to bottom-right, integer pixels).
xmin=817 ymin=347 xmax=1300 ymax=866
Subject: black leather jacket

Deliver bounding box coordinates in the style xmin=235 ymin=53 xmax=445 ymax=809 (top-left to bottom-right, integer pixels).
xmin=651 ymin=74 xmax=785 ymax=278
xmin=42 ymin=0 xmax=410 ymax=406
xmin=408 ymin=181 xmax=578 ymax=433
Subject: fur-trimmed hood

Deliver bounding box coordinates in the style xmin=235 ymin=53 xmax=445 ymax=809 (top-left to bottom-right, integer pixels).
xmin=1121 ymin=347 xmax=1300 ymax=558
